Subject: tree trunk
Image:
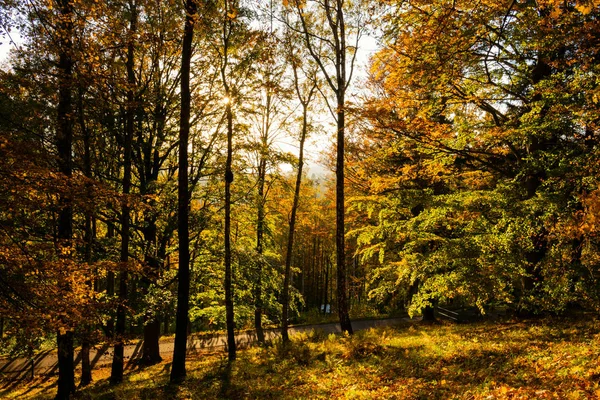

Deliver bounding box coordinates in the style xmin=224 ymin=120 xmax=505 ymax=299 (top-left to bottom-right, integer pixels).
xmin=422 ymin=305 xmax=436 ymax=322
xmin=224 ymin=98 xmax=236 ymax=361
xmin=323 ymin=256 xmax=330 ymax=314
xmin=336 ymin=100 xmax=353 ymax=334
xmin=282 ymin=103 xmax=309 ymax=342
xmin=222 ymin=4 xmax=237 ymax=362
xmin=142 ymin=319 xmax=162 ymax=365
xmin=111 ymin=1 xmax=136 ymax=384
xmin=56 ymin=332 xmax=75 ymax=400
xmin=141 ymin=256 xmax=163 ymax=365
xmin=141 ymin=220 xmax=162 ymax=365
xmin=106 ymin=223 xmax=115 ymax=337
xmin=79 ymin=87 xmax=94 ymax=388
xmin=254 ymin=154 xmax=266 ymax=344
xmin=55 ymin=0 xmax=75 ymax=397
xmin=170 ymin=0 xmax=196 ymax=382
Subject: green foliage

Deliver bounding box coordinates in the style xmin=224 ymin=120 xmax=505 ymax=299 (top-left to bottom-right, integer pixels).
xmin=350 ymin=0 xmax=600 ymax=317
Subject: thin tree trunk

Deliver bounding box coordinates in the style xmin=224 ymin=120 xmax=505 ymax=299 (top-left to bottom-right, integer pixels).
xmin=325 ymin=257 xmax=330 ymax=313
xmin=282 ymin=97 xmax=310 ymax=342
xmin=111 ymin=1 xmax=136 ymax=383
xmin=222 ymin=3 xmax=237 ymax=362
xmin=140 ymin=89 xmax=166 ymax=366
xmin=141 ymin=247 xmax=162 ymax=365
xmin=336 ymin=100 xmax=352 ymax=334
xmin=79 ymin=87 xmax=93 ymax=387
xmin=55 ymin=0 xmax=75 ymax=397
xmin=322 ymin=253 xmax=329 ymax=314
xmin=106 ymin=225 xmax=115 ymax=336
xmin=224 ymin=98 xmax=236 ymax=360
xmin=254 ymin=157 xmax=266 ymax=344
xmin=170 ymin=0 xmax=196 ymax=382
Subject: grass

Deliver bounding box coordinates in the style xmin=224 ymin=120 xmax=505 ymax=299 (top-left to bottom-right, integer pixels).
xmin=3 ymin=316 xmax=600 ymax=399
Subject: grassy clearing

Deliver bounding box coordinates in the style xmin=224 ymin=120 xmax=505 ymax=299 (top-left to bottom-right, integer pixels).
xmin=3 ymin=317 xmax=600 ymax=399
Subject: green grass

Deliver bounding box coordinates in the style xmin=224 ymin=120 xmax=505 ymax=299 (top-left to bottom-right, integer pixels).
xmin=3 ymin=317 xmax=600 ymax=399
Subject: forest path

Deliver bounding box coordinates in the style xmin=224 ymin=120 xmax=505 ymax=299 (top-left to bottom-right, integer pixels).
xmin=0 ymin=316 xmax=413 ymax=380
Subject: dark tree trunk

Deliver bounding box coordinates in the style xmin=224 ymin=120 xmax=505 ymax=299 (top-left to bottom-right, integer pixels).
xmin=335 ymin=102 xmax=352 ymax=334
xmin=422 ymin=305 xmax=436 ymax=322
xmin=55 ymin=0 xmax=75 ymax=397
xmin=222 ymin=4 xmax=237 ymax=362
xmin=142 ymin=319 xmax=162 ymax=364
xmin=111 ymin=1 xmax=136 ymax=384
xmin=80 ymin=341 xmax=91 ymax=387
xmin=56 ymin=332 xmax=75 ymax=400
xmin=224 ymin=99 xmax=236 ymax=361
xmin=170 ymin=0 xmax=196 ymax=383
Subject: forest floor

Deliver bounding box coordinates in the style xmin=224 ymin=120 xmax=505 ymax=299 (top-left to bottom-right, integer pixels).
xmin=2 ymin=316 xmax=600 ymax=399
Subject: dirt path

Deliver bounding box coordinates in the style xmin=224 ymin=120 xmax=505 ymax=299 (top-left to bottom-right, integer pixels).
xmin=0 ymin=317 xmax=411 ymax=380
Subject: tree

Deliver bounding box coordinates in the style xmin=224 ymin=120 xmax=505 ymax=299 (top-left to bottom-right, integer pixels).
xmin=110 ymin=0 xmax=137 ymax=384
xmin=222 ymin=0 xmax=237 ymax=359
xmin=214 ymin=0 xmax=265 ymax=361
xmin=55 ymin=0 xmax=76 ymax=396
xmin=354 ymin=0 xmax=600 ymax=316
xmin=281 ymin=30 xmax=318 ymax=342
xmin=285 ymin=0 xmax=369 ymax=334
xmin=170 ymin=0 xmax=197 ymax=382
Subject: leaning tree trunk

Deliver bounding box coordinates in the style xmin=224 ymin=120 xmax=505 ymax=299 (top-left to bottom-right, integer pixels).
xmin=110 ymin=1 xmax=136 ymax=384
xmin=170 ymin=0 xmax=196 ymax=383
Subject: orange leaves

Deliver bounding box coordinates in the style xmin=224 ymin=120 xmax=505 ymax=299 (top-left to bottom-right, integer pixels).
xmin=282 ymin=0 xmax=305 ymax=9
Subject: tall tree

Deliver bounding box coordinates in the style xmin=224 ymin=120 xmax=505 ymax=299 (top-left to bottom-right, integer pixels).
xmin=281 ymin=40 xmax=318 ymax=342
xmin=55 ymin=0 xmax=76 ymax=396
xmin=110 ymin=0 xmax=137 ymax=384
xmin=170 ymin=0 xmax=197 ymax=382
xmin=222 ymin=5 xmax=237 ymax=360
xmin=286 ymin=0 xmax=367 ymax=334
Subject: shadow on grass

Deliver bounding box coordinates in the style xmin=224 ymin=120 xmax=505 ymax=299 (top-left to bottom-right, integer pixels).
xmin=7 ymin=319 xmax=598 ymax=399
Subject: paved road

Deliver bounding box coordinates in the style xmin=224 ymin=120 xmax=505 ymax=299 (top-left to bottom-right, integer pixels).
xmin=0 ymin=317 xmax=411 ymax=380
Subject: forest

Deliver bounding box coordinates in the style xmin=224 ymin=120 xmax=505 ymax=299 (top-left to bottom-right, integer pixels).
xmin=0 ymin=0 xmax=599 ymax=399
